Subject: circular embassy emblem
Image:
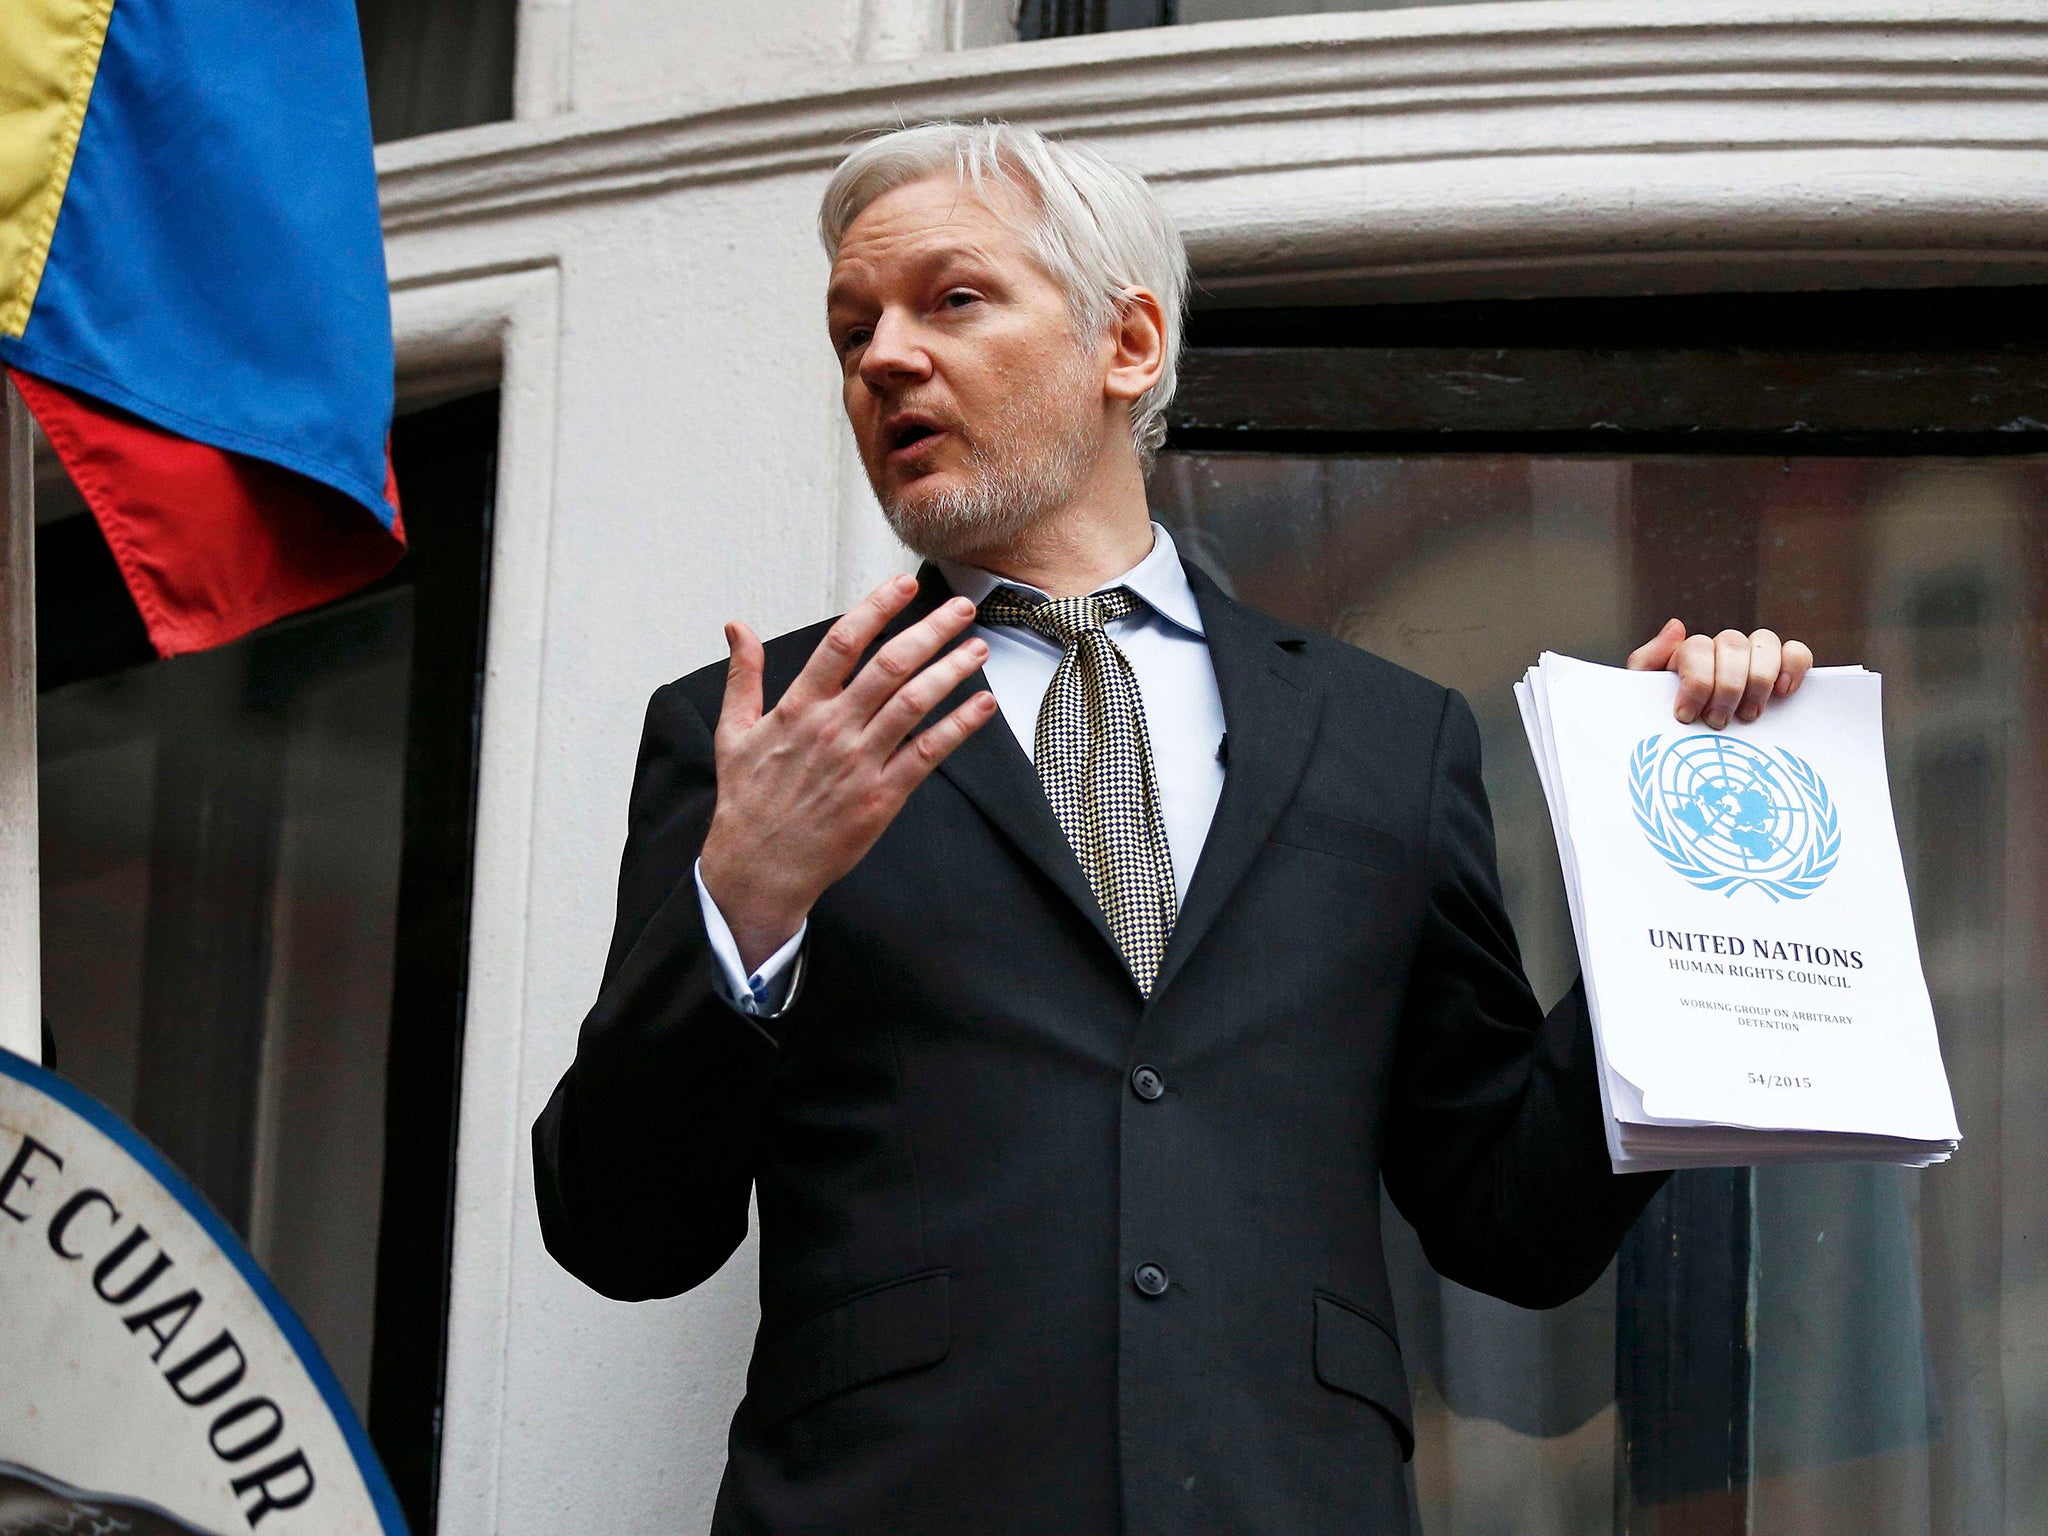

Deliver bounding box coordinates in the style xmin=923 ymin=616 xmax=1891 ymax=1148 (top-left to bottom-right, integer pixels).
xmin=1629 ymin=732 xmax=1841 ymax=901
xmin=0 ymin=1051 xmax=408 ymax=1536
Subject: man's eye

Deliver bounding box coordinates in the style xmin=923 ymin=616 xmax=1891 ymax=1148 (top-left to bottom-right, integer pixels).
xmin=839 ymin=328 xmax=871 ymax=353
xmin=941 ymin=290 xmax=980 ymax=310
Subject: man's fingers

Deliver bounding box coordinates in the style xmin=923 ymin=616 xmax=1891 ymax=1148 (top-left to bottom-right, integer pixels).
xmin=883 ymin=691 xmax=999 ymax=791
xmin=1670 ymin=633 xmax=1717 ymax=724
xmin=1779 ymin=639 xmax=1814 ymax=696
xmin=865 ymin=636 xmax=990 ymax=751
xmin=843 ymin=595 xmax=979 ymax=718
xmin=718 ymin=622 xmax=766 ymax=736
xmin=1665 ymin=625 xmax=1816 ymax=723
xmin=787 ymin=573 xmax=921 ymax=703
xmin=1701 ymin=629 xmax=1750 ymax=728
xmin=1627 ymin=617 xmax=1687 ymax=673
xmin=1736 ymin=629 xmax=1781 ymax=723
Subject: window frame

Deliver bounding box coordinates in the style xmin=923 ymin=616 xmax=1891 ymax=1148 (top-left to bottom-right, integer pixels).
xmin=32 ymin=389 xmax=500 ymax=1535
xmin=1165 ymin=286 xmax=2048 ymax=1534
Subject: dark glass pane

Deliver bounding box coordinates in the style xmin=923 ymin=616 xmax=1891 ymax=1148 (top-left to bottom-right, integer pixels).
xmin=1018 ymin=0 xmax=1173 ymax=39
xmin=1150 ymin=451 xmax=2048 ymax=1536
xmin=38 ymin=590 xmax=414 ymax=1415
xmin=357 ymin=0 xmax=516 ymax=142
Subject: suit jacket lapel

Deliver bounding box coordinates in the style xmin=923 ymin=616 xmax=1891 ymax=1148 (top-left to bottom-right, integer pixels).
xmin=1151 ymin=565 xmax=1323 ymax=1000
xmin=900 ymin=565 xmax=1122 ymax=963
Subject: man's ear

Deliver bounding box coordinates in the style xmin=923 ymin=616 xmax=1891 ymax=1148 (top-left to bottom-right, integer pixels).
xmin=1103 ymin=287 xmax=1167 ymax=405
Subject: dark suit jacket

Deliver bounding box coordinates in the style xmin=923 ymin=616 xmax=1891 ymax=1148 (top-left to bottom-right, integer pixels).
xmin=533 ymin=563 xmax=1665 ymax=1535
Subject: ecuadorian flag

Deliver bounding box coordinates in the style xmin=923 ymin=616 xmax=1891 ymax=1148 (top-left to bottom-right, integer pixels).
xmin=0 ymin=0 xmax=400 ymax=657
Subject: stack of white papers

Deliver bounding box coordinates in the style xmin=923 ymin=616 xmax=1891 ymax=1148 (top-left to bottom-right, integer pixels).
xmin=1516 ymin=653 xmax=1961 ymax=1172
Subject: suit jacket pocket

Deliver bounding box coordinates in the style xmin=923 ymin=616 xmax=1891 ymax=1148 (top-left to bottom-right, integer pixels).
xmin=1313 ymin=1292 xmax=1415 ymax=1460
xmin=1270 ymin=805 xmax=1407 ymax=875
xmin=747 ymin=1269 xmax=951 ymax=1425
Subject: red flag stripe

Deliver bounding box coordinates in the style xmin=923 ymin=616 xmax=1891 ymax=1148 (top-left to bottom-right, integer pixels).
xmin=13 ymin=369 xmax=403 ymax=659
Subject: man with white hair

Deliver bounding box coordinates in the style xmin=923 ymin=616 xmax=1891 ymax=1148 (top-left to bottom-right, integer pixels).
xmin=534 ymin=121 xmax=1812 ymax=1534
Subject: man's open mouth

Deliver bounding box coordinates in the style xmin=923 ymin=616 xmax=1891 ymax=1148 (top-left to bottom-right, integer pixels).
xmin=885 ymin=416 xmax=947 ymax=458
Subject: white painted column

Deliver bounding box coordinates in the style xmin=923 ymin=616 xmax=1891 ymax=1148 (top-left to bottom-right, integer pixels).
xmin=0 ymin=379 xmax=39 ymax=1063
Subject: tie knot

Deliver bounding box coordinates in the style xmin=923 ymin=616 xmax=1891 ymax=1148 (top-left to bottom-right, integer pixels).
xmin=980 ymin=585 xmax=1142 ymax=646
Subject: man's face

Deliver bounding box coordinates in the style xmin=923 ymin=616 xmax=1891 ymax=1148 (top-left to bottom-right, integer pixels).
xmin=826 ymin=172 xmax=1108 ymax=562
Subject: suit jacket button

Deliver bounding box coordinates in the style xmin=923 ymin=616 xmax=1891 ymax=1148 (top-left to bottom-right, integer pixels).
xmin=1131 ymin=1065 xmax=1165 ymax=1101
xmin=1133 ymin=1262 xmax=1169 ymax=1297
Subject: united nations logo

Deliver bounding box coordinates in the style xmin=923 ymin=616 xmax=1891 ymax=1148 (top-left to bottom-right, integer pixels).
xmin=1629 ymin=733 xmax=1840 ymax=901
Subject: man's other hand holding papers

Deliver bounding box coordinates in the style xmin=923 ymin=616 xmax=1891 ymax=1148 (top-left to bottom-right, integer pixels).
xmin=1627 ymin=621 xmax=1816 ymax=727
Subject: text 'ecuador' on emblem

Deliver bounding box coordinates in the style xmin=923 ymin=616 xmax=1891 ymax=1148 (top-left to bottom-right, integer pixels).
xmin=1629 ymin=733 xmax=1841 ymax=901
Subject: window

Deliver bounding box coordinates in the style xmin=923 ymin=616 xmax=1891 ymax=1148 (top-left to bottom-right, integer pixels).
xmin=1019 ymin=0 xmax=1173 ymax=35
xmin=356 ymin=0 xmax=517 ymax=142
xmin=1017 ymin=0 xmax=1503 ymax=38
xmin=1153 ymin=290 xmax=2048 ymax=1534
xmin=35 ymin=391 xmax=500 ymax=1534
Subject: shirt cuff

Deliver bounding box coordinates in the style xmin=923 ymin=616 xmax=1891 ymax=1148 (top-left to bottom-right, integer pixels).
xmin=694 ymin=858 xmax=807 ymax=1019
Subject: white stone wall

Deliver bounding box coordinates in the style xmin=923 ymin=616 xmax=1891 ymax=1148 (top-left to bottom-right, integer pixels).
xmin=517 ymin=0 xmax=1020 ymax=118
xmin=374 ymin=4 xmax=2048 ymax=1529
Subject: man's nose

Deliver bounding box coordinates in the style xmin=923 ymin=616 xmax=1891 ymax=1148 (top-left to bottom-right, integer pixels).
xmin=858 ymin=310 xmax=932 ymax=390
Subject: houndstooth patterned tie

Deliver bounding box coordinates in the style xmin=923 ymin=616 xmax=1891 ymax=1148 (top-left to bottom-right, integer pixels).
xmin=978 ymin=585 xmax=1179 ymax=995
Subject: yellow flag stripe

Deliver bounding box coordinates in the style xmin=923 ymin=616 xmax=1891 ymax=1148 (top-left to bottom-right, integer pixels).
xmin=0 ymin=0 xmax=117 ymax=337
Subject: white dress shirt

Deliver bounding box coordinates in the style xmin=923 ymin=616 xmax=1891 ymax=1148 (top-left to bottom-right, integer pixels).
xmin=697 ymin=522 xmax=1226 ymax=1017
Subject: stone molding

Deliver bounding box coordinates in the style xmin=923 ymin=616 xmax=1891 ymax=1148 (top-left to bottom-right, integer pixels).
xmin=386 ymin=262 xmax=563 ymax=1536
xmin=379 ymin=1 xmax=2048 ymax=299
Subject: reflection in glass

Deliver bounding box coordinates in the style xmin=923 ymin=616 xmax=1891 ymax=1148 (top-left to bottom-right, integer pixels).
xmin=38 ymin=589 xmax=414 ymax=1417
xmin=1150 ymin=452 xmax=2047 ymax=1535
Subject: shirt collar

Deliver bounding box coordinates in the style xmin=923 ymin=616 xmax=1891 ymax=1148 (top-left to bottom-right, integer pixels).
xmin=937 ymin=521 xmax=1206 ymax=638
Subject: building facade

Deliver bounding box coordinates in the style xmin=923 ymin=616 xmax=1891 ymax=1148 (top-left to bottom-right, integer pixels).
xmin=32 ymin=3 xmax=2048 ymax=1533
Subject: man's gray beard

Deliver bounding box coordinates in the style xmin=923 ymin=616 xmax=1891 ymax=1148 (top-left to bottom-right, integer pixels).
xmin=880 ymin=411 xmax=1097 ymax=566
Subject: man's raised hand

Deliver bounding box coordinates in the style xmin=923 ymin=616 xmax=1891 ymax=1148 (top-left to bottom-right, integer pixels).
xmin=698 ymin=574 xmax=999 ymax=972
xmin=1627 ymin=619 xmax=1815 ymax=728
